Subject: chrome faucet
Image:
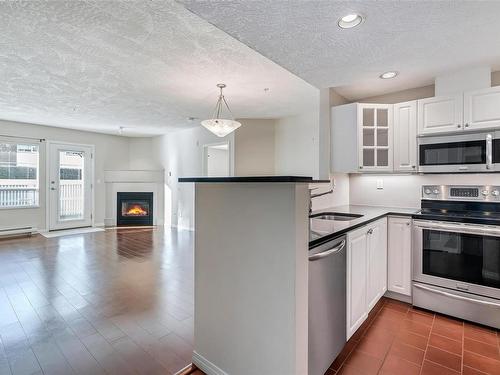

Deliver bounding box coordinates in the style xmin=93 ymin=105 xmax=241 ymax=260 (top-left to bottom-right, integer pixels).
xmin=309 ymin=189 xmax=333 ymax=215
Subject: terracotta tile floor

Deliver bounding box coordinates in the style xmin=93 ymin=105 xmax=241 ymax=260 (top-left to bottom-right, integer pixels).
xmin=329 ymin=298 xmax=500 ymax=375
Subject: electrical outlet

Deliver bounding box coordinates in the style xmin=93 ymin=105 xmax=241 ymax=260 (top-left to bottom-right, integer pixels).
xmin=376 ymin=179 xmax=384 ymax=190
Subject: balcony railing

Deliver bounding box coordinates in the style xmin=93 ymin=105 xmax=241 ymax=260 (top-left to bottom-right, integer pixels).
xmin=0 ymin=184 xmax=38 ymax=207
xmin=59 ymin=180 xmax=84 ymax=219
xmin=0 ymin=181 xmax=83 ymax=217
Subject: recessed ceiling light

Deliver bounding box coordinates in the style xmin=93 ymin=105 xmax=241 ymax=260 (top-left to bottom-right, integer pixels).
xmin=379 ymin=71 xmax=398 ymax=79
xmin=338 ymin=13 xmax=364 ymax=29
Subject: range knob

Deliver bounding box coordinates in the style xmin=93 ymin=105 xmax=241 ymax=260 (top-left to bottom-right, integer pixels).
xmin=492 ymin=190 xmax=500 ymax=197
xmin=433 ymin=189 xmax=439 ymax=195
xmin=482 ymin=190 xmax=489 ymax=196
xmin=424 ymin=188 xmax=431 ymax=195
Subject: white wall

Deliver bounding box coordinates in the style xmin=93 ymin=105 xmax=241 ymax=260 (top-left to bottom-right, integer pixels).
xmin=153 ymin=106 xmax=322 ymax=229
xmin=0 ymin=121 xmax=129 ymax=230
xmin=151 ymin=126 xmax=235 ymax=230
xmin=234 ymin=119 xmax=276 ymax=176
xmin=193 ymin=182 xmax=309 ymax=375
xmin=349 ymin=174 xmax=500 ymax=208
xmin=275 ymin=109 xmax=319 ymax=178
xmin=0 ymin=119 xmax=158 ymax=231
xmin=128 ymin=137 xmax=162 ymax=170
xmin=310 ymin=173 xmax=350 ymax=211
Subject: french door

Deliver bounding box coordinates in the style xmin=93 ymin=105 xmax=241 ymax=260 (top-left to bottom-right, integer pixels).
xmin=48 ymin=142 xmax=93 ymax=230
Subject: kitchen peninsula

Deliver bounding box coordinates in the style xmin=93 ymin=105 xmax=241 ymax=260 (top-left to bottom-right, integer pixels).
xmin=179 ymin=176 xmax=314 ymax=375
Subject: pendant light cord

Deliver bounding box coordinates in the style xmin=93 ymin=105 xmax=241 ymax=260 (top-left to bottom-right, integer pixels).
xmin=210 ymin=85 xmax=235 ymax=120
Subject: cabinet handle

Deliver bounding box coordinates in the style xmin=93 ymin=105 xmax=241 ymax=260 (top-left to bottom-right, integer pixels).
xmin=457 ymin=124 xmax=461 ymax=128
xmin=359 ymin=166 xmax=363 ymax=169
xmin=412 ymin=165 xmax=416 ymax=169
xmin=465 ymin=123 xmax=470 ymax=128
xmin=367 ymin=228 xmax=373 ymax=235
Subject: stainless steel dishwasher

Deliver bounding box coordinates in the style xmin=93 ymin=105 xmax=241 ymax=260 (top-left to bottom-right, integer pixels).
xmin=308 ymin=235 xmax=347 ymax=375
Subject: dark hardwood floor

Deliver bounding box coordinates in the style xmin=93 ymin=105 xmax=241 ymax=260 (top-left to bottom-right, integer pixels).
xmin=0 ymin=228 xmax=194 ymax=375
xmin=2 ymin=229 xmax=499 ymax=375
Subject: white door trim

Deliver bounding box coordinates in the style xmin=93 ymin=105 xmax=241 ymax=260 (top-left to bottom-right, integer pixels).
xmin=46 ymin=141 xmax=95 ymax=231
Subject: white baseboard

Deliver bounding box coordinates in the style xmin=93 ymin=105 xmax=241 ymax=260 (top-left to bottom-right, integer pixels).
xmin=94 ymin=222 xmax=105 ymax=228
xmin=384 ymin=290 xmax=412 ymax=304
xmin=192 ymin=351 xmax=228 ymax=375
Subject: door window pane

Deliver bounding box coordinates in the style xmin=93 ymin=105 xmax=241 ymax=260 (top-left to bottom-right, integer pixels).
xmin=59 ymin=151 xmax=84 ymax=220
xmin=377 ymin=128 xmax=388 ymax=147
xmin=377 ymin=149 xmax=389 ymax=166
xmin=0 ymin=142 xmax=39 ymax=207
xmin=363 ymin=108 xmax=374 ymax=127
xmin=363 ymin=129 xmax=375 ymax=147
xmin=363 ymin=149 xmax=375 ymax=167
xmin=377 ymin=108 xmax=388 ymax=127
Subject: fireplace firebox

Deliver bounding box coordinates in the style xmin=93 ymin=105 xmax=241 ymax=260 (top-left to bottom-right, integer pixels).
xmin=117 ymin=192 xmax=153 ymax=226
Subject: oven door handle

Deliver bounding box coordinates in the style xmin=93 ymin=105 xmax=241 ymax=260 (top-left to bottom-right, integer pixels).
xmin=413 ymin=220 xmax=500 ymax=236
xmin=414 ymin=283 xmax=500 ymax=309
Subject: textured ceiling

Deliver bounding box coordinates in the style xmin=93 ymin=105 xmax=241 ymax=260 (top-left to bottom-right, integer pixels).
xmin=180 ymin=0 xmax=500 ymax=100
xmin=0 ymin=1 xmax=317 ymax=136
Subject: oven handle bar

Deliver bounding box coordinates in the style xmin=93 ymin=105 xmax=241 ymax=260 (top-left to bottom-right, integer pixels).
xmin=414 ymin=283 xmax=500 ymax=309
xmin=413 ymin=220 xmax=500 ymax=236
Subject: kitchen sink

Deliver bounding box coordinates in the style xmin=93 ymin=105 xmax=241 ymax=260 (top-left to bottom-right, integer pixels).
xmin=310 ymin=212 xmax=363 ymax=221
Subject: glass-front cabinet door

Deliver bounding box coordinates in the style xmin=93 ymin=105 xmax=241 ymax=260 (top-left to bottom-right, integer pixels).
xmin=358 ymin=104 xmax=393 ymax=172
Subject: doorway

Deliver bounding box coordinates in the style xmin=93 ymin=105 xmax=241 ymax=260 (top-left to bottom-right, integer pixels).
xmin=48 ymin=142 xmax=94 ymax=230
xmin=203 ymin=142 xmax=230 ymax=177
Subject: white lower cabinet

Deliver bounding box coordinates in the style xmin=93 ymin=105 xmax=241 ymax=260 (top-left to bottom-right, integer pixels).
xmin=387 ymin=217 xmax=412 ymax=296
xmin=346 ymin=218 xmax=387 ymax=340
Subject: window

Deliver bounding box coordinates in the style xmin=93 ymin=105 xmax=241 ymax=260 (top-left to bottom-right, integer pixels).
xmin=0 ymin=142 xmax=39 ymax=208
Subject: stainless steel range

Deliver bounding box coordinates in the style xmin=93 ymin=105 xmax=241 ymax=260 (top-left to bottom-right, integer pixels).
xmin=413 ymin=185 xmax=500 ymax=328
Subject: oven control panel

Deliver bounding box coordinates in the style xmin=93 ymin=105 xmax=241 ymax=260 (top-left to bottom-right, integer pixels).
xmin=422 ymin=185 xmax=500 ymax=201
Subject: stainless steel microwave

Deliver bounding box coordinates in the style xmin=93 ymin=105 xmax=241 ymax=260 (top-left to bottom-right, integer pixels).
xmin=418 ymin=131 xmax=500 ymax=173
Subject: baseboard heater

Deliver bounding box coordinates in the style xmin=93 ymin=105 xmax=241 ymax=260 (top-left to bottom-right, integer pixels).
xmin=0 ymin=226 xmax=36 ymax=238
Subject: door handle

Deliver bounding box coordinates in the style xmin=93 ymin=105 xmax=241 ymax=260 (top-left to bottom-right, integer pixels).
xmin=309 ymin=240 xmax=345 ymax=261
xmin=50 ymin=187 xmax=56 ymax=191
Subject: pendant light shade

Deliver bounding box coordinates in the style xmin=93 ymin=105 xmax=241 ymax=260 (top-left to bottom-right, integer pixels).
xmin=201 ymin=84 xmax=241 ymax=137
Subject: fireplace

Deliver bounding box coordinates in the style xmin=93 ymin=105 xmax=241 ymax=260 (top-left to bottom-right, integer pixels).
xmin=117 ymin=192 xmax=153 ymax=226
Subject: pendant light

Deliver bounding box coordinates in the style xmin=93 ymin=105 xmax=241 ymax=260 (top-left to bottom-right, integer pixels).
xmin=201 ymin=83 xmax=241 ymax=137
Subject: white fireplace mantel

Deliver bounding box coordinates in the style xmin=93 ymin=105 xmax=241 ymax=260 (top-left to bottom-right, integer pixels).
xmin=104 ymin=169 xmax=164 ymax=227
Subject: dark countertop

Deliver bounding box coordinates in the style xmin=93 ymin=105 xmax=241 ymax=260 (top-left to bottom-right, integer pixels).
xmin=309 ymin=205 xmax=419 ymax=248
xmin=179 ymin=176 xmax=331 ymax=183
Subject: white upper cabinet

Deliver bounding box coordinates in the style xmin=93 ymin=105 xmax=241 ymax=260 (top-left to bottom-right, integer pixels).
xmin=357 ymin=104 xmax=393 ymax=172
xmin=464 ymin=86 xmax=500 ymax=131
xmin=331 ymin=103 xmax=393 ymax=173
xmin=387 ymin=217 xmax=412 ymax=297
xmin=417 ymin=95 xmax=463 ymax=135
xmin=393 ymin=101 xmax=417 ymax=172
